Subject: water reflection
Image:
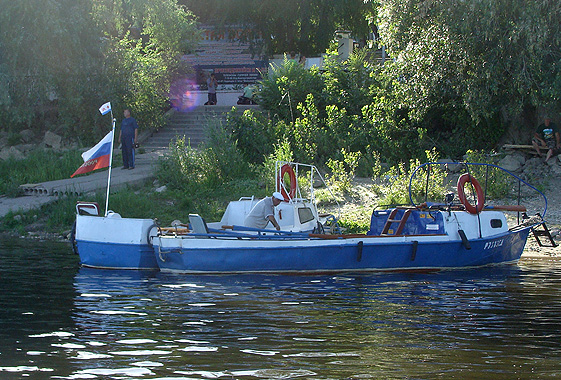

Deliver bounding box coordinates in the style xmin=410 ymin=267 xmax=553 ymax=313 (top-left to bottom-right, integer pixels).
xmin=1 ymin=239 xmax=561 ymax=379
xmin=67 ymin=263 xmax=561 ymax=379
xmin=0 ymin=240 xmax=77 ymax=364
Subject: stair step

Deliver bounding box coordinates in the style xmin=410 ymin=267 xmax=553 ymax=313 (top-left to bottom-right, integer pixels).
xmin=139 ymin=105 xmax=262 ymax=151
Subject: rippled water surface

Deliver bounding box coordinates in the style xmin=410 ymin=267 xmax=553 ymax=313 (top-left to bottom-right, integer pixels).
xmin=2 ymin=239 xmax=561 ymax=379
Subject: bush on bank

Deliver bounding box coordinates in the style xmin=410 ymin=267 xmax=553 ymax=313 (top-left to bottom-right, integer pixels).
xmin=228 ymin=54 xmax=431 ymax=175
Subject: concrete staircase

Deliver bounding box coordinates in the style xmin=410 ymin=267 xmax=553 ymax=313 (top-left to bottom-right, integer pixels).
xmin=141 ymin=105 xmax=261 ymax=152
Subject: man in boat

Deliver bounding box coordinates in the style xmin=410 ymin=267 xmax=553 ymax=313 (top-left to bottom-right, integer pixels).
xmin=244 ymin=192 xmax=284 ymax=231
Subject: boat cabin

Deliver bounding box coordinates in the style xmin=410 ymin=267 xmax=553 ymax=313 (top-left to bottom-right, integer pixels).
xmin=207 ymin=197 xmax=320 ymax=232
xmin=206 ymin=162 xmax=336 ymax=233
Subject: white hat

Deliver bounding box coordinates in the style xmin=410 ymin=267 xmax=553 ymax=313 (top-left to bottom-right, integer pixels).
xmin=272 ymin=192 xmax=284 ymax=201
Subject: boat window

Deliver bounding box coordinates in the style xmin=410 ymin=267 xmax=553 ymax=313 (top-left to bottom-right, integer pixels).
xmin=490 ymin=219 xmax=503 ymax=228
xmin=298 ymin=207 xmax=315 ymax=224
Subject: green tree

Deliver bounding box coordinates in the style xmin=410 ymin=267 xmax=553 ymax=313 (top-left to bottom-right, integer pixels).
xmin=377 ymin=0 xmax=561 ymax=152
xmin=87 ymin=0 xmax=200 ymax=140
xmin=0 ymin=0 xmax=103 ymax=133
xmin=180 ymin=0 xmax=374 ymax=56
xmin=0 ymin=0 xmax=198 ymax=144
xmin=258 ymin=58 xmax=325 ymax=123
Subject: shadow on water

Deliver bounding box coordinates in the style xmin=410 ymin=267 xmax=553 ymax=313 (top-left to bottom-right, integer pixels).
xmin=0 ymin=239 xmax=79 ymax=378
xmin=2 ymin=239 xmax=561 ymax=379
xmin=0 ymin=239 xmax=79 ymax=336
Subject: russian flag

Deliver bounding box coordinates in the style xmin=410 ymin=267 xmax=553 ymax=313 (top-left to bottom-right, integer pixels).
xmin=99 ymin=102 xmax=111 ymax=115
xmin=71 ymin=131 xmax=114 ymax=178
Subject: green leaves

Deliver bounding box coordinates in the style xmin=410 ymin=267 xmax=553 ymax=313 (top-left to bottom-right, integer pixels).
xmin=0 ymin=0 xmax=198 ymax=143
xmin=378 ymin=0 xmax=561 ymax=142
xmin=181 ymin=0 xmax=374 ymax=56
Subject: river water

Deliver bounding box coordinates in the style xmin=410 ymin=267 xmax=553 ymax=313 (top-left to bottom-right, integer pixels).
xmin=1 ymin=240 xmax=561 ymax=379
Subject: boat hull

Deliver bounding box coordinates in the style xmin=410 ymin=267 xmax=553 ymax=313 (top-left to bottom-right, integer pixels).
xmin=153 ymin=227 xmax=531 ymax=274
xmin=75 ymin=214 xmax=158 ymax=270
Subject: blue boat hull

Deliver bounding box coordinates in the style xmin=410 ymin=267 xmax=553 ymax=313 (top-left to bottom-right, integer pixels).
xmin=154 ymin=227 xmax=531 ymax=274
xmin=76 ymin=240 xmax=158 ymax=270
xmin=74 ymin=214 xmax=159 ymax=270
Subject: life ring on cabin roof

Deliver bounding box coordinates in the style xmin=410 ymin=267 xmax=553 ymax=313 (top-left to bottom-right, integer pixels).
xmin=277 ymin=164 xmax=297 ymax=201
xmin=457 ymin=173 xmax=485 ymax=214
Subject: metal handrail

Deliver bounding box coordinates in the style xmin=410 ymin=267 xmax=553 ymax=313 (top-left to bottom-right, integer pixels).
xmin=275 ymin=161 xmax=341 ymax=220
xmin=408 ymin=162 xmax=548 ymax=218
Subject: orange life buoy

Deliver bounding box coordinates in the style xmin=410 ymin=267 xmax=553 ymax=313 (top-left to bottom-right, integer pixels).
xmin=277 ymin=164 xmax=297 ymax=201
xmin=457 ymin=173 xmax=485 ymax=214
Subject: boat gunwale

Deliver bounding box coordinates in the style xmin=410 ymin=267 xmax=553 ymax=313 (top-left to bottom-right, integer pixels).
xmin=152 ymin=226 xmax=533 ymax=246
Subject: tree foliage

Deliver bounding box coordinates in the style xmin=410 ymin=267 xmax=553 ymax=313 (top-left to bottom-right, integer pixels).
xmin=224 ymin=0 xmax=561 ymax=171
xmin=232 ymin=52 xmax=427 ymax=170
xmin=3 ymin=0 xmax=561 ymax=171
xmin=0 ymin=0 xmax=198 ymax=144
xmin=377 ymin=0 xmax=561 ymax=149
xmin=0 ymin=0 xmax=102 ymax=131
xmin=180 ymin=0 xmax=374 ymax=56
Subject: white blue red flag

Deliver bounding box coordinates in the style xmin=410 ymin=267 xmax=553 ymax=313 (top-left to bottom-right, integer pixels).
xmin=71 ymin=131 xmax=114 ymax=178
xmin=98 ymin=102 xmax=111 ymax=115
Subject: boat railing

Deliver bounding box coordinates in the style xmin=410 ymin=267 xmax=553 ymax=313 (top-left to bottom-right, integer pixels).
xmin=237 ymin=196 xmax=256 ymax=202
xmin=275 ymin=161 xmax=341 ymax=220
xmin=408 ymin=162 xmax=548 ymax=220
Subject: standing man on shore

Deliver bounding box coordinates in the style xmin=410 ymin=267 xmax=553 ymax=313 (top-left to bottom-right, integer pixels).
xmin=119 ymin=108 xmax=138 ymax=170
xmin=206 ymin=72 xmax=218 ymax=105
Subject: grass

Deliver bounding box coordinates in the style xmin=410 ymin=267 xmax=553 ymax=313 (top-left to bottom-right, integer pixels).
xmin=0 ymin=149 xmax=84 ymax=197
xmin=0 ymin=178 xmax=268 ymax=237
xmin=1 ymin=179 xmax=374 ymax=238
xmin=0 ymin=143 xmax=517 ymax=239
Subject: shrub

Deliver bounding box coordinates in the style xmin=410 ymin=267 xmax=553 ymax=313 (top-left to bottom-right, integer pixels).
xmin=463 ymin=150 xmax=511 ymax=200
xmin=259 ymin=140 xmax=295 ymax=191
xmin=258 ymin=58 xmax=325 ymax=123
xmin=373 ymin=148 xmax=448 ymax=207
xmin=157 ymin=121 xmax=254 ymax=193
xmin=326 ymin=148 xmax=361 ymax=195
xmin=225 ymin=108 xmax=275 ymax=164
xmin=338 ymin=218 xmax=370 ymax=234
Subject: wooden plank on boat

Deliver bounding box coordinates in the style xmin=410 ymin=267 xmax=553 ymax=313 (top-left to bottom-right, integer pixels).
xmin=308 ymin=233 xmax=447 ymax=239
xmin=159 ymin=227 xmax=190 ymax=235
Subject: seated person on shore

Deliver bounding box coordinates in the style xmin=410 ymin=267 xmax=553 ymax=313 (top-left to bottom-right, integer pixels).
xmin=237 ymin=83 xmax=256 ymax=104
xmin=532 ymin=117 xmax=560 ymax=162
xmin=243 ymin=84 xmax=253 ymax=99
xmin=244 ymin=192 xmax=284 ymax=231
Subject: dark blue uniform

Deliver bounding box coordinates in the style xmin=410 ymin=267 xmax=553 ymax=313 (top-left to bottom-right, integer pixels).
xmin=121 ymin=116 xmax=138 ymax=169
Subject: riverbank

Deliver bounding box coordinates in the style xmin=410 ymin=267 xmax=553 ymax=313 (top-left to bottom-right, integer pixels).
xmin=2 ymin=172 xmax=559 ymax=258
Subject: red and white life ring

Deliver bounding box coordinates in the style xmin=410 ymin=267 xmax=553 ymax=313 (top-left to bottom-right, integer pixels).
xmin=277 ymin=164 xmax=297 ymax=201
xmin=457 ymin=173 xmax=485 ymax=214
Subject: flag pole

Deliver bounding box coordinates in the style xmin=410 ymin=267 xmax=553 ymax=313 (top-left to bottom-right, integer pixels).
xmin=104 ymin=111 xmax=116 ymax=217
